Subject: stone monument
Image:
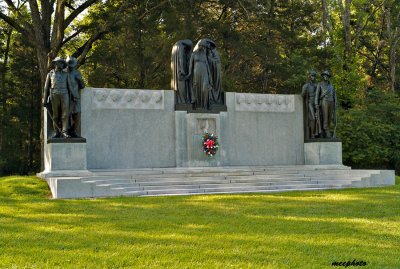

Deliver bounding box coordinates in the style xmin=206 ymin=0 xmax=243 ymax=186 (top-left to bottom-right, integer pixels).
xmin=38 ymin=51 xmax=394 ymax=199
xmin=304 ymin=70 xmax=341 ymax=165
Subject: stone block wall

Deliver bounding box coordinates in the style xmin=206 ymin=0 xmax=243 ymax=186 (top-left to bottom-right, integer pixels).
xmin=81 ymin=88 xmax=176 ymax=169
xmin=79 ymin=88 xmax=305 ymax=169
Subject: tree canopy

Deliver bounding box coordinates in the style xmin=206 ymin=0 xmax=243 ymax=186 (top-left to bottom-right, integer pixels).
xmin=1 ymin=0 xmax=399 ymax=174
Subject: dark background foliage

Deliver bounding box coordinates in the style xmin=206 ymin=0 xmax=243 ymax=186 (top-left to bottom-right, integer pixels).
xmin=1 ymin=0 xmax=399 ymax=175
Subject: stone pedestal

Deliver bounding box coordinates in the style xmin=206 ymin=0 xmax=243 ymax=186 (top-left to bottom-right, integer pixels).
xmin=304 ymin=141 xmax=342 ymax=165
xmin=175 ymin=112 xmax=225 ymax=167
xmin=41 ymin=106 xmax=88 ymax=175
xmin=44 ymin=141 xmax=87 ymax=172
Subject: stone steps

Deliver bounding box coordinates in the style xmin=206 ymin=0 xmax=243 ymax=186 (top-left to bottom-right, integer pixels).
xmin=126 ymin=186 xmax=346 ymax=197
xmin=109 ymin=180 xmax=314 ymax=189
xmin=85 ymin=175 xmax=365 ymax=197
xmin=125 ymin=183 xmax=332 ymax=192
xmin=86 ymin=175 xmax=369 ymax=186
xmin=43 ymin=165 xmax=395 ymax=198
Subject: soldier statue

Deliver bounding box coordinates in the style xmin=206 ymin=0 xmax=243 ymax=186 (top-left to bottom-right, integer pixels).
xmin=42 ymin=57 xmax=71 ymax=138
xmin=302 ymin=70 xmax=321 ymax=139
xmin=66 ymin=56 xmax=85 ymax=138
xmin=315 ymin=70 xmax=337 ymax=138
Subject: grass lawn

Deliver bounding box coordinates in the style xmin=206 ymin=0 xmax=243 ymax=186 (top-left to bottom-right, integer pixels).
xmin=0 ymin=176 xmax=399 ymax=269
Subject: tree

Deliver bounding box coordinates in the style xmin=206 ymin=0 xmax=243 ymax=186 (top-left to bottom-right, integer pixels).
xmin=0 ymin=22 xmax=13 ymax=174
xmin=0 ymin=0 xmax=103 ymax=85
xmin=0 ymin=0 xmax=115 ymax=170
xmin=386 ymin=1 xmax=400 ymax=92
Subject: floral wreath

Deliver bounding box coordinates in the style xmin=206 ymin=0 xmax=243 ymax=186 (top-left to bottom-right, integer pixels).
xmin=202 ymin=133 xmax=219 ymax=157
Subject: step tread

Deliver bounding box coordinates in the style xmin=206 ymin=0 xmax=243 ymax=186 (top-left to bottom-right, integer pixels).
xmin=134 ymin=186 xmax=348 ymax=197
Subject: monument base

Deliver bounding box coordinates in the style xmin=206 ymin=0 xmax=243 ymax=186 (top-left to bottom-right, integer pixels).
xmin=41 ymin=166 xmax=395 ymax=199
xmin=175 ymin=112 xmax=224 ymax=167
xmin=175 ymin=103 xmax=227 ymax=114
xmin=304 ymin=141 xmax=342 ymax=165
xmin=44 ymin=141 xmax=87 ymax=172
xmin=47 ymin=137 xmax=86 ymax=143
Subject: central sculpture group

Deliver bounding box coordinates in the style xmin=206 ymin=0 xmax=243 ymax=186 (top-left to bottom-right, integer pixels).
xmin=171 ymin=38 xmax=224 ymax=110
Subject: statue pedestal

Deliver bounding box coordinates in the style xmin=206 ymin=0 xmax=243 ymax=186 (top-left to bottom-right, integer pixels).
xmin=304 ymin=141 xmax=342 ymax=165
xmin=175 ymin=111 xmax=225 ymax=167
xmin=40 ymin=106 xmax=88 ymax=176
xmin=44 ymin=139 xmax=87 ymax=172
xmin=39 ymin=139 xmax=90 ymax=198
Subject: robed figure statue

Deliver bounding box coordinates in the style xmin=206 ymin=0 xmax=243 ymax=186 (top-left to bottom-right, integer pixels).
xmin=186 ymin=39 xmax=213 ymax=109
xmin=205 ymin=39 xmax=223 ymax=105
xmin=172 ymin=38 xmax=224 ymax=110
xmin=171 ymin=40 xmax=193 ymax=104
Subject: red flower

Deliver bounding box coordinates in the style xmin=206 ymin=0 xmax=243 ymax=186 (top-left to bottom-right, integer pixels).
xmin=204 ymin=139 xmax=215 ymax=149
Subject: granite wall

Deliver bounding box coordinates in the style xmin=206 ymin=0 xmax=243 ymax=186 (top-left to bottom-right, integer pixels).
xmin=79 ymin=88 xmax=305 ymax=169
xmin=81 ymin=88 xmax=176 ymax=169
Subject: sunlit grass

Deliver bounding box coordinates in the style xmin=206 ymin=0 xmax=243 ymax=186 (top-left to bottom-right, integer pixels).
xmin=0 ymin=176 xmax=399 ymax=269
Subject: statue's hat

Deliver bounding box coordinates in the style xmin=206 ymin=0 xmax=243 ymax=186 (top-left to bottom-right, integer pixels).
xmin=52 ymin=57 xmax=65 ymax=62
xmin=66 ymin=56 xmax=78 ymax=68
xmin=309 ymin=70 xmax=317 ymax=76
xmin=321 ymin=70 xmax=331 ymax=77
xmin=52 ymin=57 xmax=66 ymax=68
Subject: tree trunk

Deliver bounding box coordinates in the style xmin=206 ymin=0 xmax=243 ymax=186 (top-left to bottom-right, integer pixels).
xmin=29 ymin=60 xmax=35 ymax=171
xmin=137 ymin=2 xmax=145 ymax=89
xmin=389 ymin=38 xmax=399 ymax=92
xmin=338 ymin=0 xmax=352 ymax=69
xmin=37 ymin=49 xmax=50 ymax=172
xmin=321 ymin=0 xmax=328 ymax=39
xmin=0 ymin=28 xmax=13 ymax=175
xmin=387 ymin=6 xmax=400 ymax=92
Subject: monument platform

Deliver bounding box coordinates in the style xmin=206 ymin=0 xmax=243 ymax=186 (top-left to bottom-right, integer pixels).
xmin=41 ymin=165 xmax=395 ymax=199
xmin=38 ymin=88 xmax=395 ymax=199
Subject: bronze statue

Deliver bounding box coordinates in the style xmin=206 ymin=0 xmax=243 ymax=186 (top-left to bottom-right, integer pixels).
xmin=302 ymin=70 xmax=321 ymax=139
xmin=66 ymin=56 xmax=85 ymax=138
xmin=206 ymin=39 xmax=223 ymax=105
xmin=171 ymin=40 xmax=193 ymax=104
xmin=186 ymin=39 xmax=213 ymax=109
xmin=42 ymin=57 xmax=71 ymax=138
xmin=315 ymin=70 xmax=337 ymax=138
xmin=173 ymin=38 xmax=224 ymax=110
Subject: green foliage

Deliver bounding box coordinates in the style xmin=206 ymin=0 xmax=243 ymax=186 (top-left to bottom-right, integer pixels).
xmin=0 ymin=33 xmax=41 ymax=175
xmin=0 ymin=176 xmax=399 ymax=268
xmin=84 ymin=0 xmax=328 ymax=94
xmin=338 ymin=91 xmax=400 ymax=172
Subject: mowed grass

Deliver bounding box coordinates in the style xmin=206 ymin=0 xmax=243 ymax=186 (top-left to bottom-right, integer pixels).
xmin=0 ymin=176 xmax=399 ymax=269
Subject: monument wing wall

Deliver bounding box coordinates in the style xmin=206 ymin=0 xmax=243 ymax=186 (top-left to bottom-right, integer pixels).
xmin=220 ymin=93 xmax=304 ymax=166
xmin=81 ymin=88 xmax=304 ymax=169
xmin=82 ymin=88 xmax=176 ymax=169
